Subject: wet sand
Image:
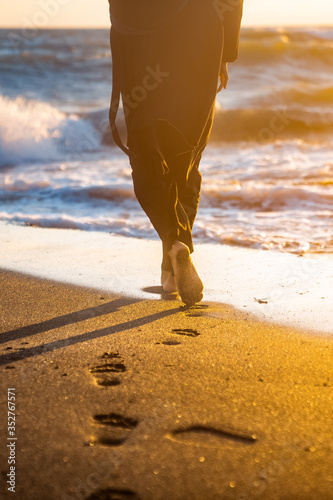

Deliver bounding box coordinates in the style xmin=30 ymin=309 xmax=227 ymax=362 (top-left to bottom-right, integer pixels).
xmin=1 ymin=223 xmax=333 ymax=335
xmin=0 ymin=269 xmax=332 ymax=500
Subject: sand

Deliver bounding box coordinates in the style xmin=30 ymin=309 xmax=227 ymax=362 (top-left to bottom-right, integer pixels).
xmin=1 ymin=222 xmax=333 ymax=335
xmin=0 ymin=269 xmax=332 ymax=500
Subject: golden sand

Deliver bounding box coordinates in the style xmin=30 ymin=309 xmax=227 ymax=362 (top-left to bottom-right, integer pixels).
xmin=0 ymin=269 xmax=332 ymax=500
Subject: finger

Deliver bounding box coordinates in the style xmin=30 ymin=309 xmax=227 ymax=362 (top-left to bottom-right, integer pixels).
xmin=217 ymin=75 xmax=225 ymax=93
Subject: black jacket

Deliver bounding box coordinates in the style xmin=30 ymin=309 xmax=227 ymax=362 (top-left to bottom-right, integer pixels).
xmin=108 ymin=0 xmax=244 ymax=154
xmin=109 ymin=0 xmax=243 ymax=62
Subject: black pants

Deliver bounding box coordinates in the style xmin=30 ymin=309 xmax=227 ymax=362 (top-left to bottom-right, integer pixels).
xmin=128 ymin=107 xmax=214 ymax=272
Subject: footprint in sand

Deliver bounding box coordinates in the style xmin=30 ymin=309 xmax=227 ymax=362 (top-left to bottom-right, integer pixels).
xmin=166 ymin=426 xmax=257 ymax=447
xmin=89 ymin=352 xmax=125 ymax=387
xmin=92 ymin=413 xmax=138 ymax=446
xmin=156 ymin=339 xmax=181 ymax=346
xmin=87 ymin=489 xmax=140 ymax=500
xmin=155 ymin=328 xmax=200 ymax=345
xmin=184 ymin=303 xmax=209 ymax=317
xmin=172 ymin=328 xmax=200 ymax=337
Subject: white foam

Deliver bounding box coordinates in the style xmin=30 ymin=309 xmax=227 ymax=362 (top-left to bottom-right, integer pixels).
xmin=0 ymin=222 xmax=332 ymax=336
xmin=0 ymin=95 xmax=100 ymax=164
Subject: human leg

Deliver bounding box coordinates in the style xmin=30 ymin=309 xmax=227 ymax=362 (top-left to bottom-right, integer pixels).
xmin=158 ymin=110 xmax=214 ymax=302
xmin=176 ymin=105 xmax=215 ymax=231
xmin=128 ymin=125 xmax=204 ymax=302
xmin=129 ymin=126 xmax=194 ymax=241
xmin=129 ymin=129 xmax=192 ymax=248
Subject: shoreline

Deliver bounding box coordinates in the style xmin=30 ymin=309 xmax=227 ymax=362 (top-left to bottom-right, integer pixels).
xmin=1 ymin=222 xmax=333 ymax=336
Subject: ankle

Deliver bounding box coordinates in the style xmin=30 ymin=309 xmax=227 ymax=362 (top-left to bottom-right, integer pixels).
xmin=168 ymin=240 xmax=188 ymax=257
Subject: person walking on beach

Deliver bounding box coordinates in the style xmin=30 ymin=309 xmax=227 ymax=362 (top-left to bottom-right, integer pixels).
xmin=108 ymin=0 xmax=243 ymax=305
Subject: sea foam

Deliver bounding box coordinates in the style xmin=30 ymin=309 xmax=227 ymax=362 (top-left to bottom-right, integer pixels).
xmin=0 ymin=95 xmax=101 ymax=165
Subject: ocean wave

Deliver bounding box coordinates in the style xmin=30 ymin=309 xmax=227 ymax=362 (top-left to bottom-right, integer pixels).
xmin=211 ymin=107 xmax=333 ymax=142
xmin=192 ymin=224 xmax=332 ymax=254
xmin=80 ymin=108 xmax=120 ymax=146
xmin=2 ymin=172 xmax=332 ymax=215
xmin=1 ymin=94 xmax=332 ymax=166
xmin=4 ymin=28 xmax=333 ymax=68
xmin=0 ymin=212 xmax=155 ymax=238
xmin=238 ymin=29 xmax=333 ymax=67
xmin=0 ymin=177 xmax=51 ymax=192
xmin=0 ymin=179 xmax=136 ymax=206
xmin=201 ymin=184 xmax=333 ymax=212
xmin=84 ymin=186 xmax=135 ymax=202
xmin=83 ymin=106 xmax=333 ymax=146
xmin=1 ymin=210 xmax=332 ymax=254
xmin=274 ymin=85 xmax=333 ymax=107
xmin=1 ymin=51 xmax=112 ymax=71
xmin=0 ymin=95 xmax=101 ymax=164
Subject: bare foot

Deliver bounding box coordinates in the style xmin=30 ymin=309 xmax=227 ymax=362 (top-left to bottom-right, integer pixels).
xmin=161 ymin=270 xmax=178 ymax=294
xmin=168 ymin=241 xmax=204 ymax=306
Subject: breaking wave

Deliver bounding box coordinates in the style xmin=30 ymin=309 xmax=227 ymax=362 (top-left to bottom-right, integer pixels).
xmin=0 ymin=95 xmax=101 ymax=165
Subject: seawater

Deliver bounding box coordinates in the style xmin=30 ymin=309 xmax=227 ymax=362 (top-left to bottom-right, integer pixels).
xmin=1 ymin=28 xmax=333 ymax=253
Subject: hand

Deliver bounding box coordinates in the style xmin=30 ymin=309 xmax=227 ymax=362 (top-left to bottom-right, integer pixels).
xmin=217 ymin=62 xmax=229 ymax=92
